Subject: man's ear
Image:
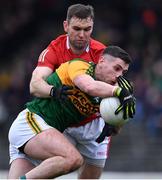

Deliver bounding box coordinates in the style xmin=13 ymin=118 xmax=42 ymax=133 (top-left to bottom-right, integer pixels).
xmin=63 ymin=20 xmax=68 ymax=33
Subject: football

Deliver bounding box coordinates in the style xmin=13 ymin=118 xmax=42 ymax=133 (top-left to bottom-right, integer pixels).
xmin=100 ymin=97 xmax=129 ymax=126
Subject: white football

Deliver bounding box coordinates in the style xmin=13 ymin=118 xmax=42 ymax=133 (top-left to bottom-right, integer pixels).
xmin=100 ymin=97 xmax=129 ymax=126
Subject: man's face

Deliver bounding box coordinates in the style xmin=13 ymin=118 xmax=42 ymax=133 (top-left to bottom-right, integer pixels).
xmin=63 ymin=17 xmax=93 ymax=52
xmin=96 ymin=55 xmax=129 ymax=85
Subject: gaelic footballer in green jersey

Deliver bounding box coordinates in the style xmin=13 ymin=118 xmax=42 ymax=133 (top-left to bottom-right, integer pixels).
xmin=27 ymin=59 xmax=100 ymax=132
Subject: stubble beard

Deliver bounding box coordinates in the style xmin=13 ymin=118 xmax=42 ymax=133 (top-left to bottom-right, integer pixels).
xmin=70 ymin=39 xmax=88 ymax=51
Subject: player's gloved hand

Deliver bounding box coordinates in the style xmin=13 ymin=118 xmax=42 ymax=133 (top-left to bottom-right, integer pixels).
xmin=96 ymin=123 xmax=118 ymax=143
xmin=114 ymin=87 xmax=136 ymax=119
xmin=50 ymin=85 xmax=73 ymax=101
xmin=117 ymin=76 xmax=133 ymax=94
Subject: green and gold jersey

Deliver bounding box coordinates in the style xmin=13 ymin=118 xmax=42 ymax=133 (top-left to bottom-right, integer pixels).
xmin=26 ymin=59 xmax=100 ymax=132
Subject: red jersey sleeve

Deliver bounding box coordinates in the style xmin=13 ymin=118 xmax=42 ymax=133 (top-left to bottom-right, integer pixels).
xmin=37 ymin=45 xmax=58 ymax=71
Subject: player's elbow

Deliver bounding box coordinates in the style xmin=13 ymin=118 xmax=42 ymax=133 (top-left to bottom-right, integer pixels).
xmin=29 ymin=71 xmax=37 ymax=95
xmin=29 ymin=69 xmax=43 ymax=96
xmin=29 ymin=75 xmax=40 ymax=96
xmin=29 ymin=81 xmax=35 ymax=95
xmin=29 ymin=79 xmax=42 ymax=97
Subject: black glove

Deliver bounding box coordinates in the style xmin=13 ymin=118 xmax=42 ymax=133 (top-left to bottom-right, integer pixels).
xmin=50 ymin=85 xmax=73 ymax=101
xmin=114 ymin=87 xmax=136 ymax=119
xmin=117 ymin=76 xmax=133 ymax=94
xmin=96 ymin=123 xmax=118 ymax=143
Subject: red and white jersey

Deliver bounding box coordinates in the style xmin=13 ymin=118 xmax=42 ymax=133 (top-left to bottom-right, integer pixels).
xmin=37 ymin=34 xmax=106 ymax=71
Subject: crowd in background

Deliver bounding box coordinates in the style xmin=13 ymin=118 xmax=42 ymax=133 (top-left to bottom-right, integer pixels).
xmin=0 ymin=0 xmax=162 ymax=170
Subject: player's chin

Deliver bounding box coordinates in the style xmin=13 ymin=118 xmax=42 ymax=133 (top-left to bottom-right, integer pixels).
xmin=76 ymin=44 xmax=86 ymax=50
xmin=76 ymin=42 xmax=87 ymax=48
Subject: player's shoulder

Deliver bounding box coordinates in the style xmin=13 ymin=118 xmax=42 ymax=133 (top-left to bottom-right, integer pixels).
xmin=68 ymin=58 xmax=94 ymax=71
xmin=90 ymin=38 xmax=106 ymax=50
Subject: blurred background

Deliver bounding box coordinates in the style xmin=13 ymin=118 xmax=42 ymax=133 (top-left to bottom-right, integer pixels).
xmin=0 ymin=0 xmax=162 ymax=176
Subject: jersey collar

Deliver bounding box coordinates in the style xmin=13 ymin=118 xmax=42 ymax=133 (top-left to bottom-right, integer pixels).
xmin=66 ymin=35 xmax=89 ymax=52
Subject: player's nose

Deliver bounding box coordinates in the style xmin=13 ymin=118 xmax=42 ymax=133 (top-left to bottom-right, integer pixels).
xmin=78 ymin=30 xmax=84 ymax=37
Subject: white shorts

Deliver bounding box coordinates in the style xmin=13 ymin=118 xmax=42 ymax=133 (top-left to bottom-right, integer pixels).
xmin=64 ymin=117 xmax=111 ymax=167
xmin=9 ymin=109 xmax=111 ymax=168
xmin=8 ymin=108 xmax=53 ymax=165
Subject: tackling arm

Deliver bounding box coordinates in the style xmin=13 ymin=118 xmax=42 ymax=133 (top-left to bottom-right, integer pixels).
xmin=30 ymin=66 xmax=53 ymax=98
xmin=73 ymin=74 xmax=118 ymax=98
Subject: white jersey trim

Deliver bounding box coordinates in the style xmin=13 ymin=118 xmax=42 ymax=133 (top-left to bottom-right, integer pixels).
xmin=38 ymin=49 xmax=49 ymax=62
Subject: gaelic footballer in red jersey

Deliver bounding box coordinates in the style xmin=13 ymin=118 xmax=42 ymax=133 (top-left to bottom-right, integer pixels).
xmin=37 ymin=34 xmax=106 ymax=71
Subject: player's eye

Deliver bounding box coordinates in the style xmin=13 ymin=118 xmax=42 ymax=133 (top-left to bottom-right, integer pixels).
xmin=73 ymin=27 xmax=81 ymax=31
xmin=84 ymin=27 xmax=91 ymax=31
xmin=73 ymin=26 xmax=91 ymax=32
xmin=114 ymin=66 xmax=121 ymax=72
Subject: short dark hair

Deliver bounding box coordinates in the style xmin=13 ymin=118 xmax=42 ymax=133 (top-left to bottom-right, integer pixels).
xmin=103 ymin=46 xmax=132 ymax=64
xmin=66 ymin=4 xmax=94 ymax=22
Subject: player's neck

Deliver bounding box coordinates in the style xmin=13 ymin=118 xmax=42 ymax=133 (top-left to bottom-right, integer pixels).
xmin=69 ymin=42 xmax=89 ymax=55
xmin=70 ymin=46 xmax=85 ymax=55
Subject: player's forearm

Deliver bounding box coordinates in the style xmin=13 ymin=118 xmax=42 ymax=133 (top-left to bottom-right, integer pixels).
xmin=74 ymin=75 xmax=118 ymax=98
xmin=84 ymin=81 xmax=118 ymax=97
xmin=30 ymin=78 xmax=53 ymax=98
